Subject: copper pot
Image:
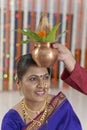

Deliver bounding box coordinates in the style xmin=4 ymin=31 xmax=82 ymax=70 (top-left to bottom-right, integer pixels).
xmin=31 ymin=42 xmax=58 ymax=67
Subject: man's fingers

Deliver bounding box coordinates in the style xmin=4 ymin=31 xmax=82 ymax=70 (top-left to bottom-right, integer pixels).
xmin=52 ymin=43 xmax=60 ymax=48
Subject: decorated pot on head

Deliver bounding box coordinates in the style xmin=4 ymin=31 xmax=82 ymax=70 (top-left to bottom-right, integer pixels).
xmin=32 ymin=42 xmax=58 ymax=67
xmin=16 ymin=13 xmax=66 ymax=67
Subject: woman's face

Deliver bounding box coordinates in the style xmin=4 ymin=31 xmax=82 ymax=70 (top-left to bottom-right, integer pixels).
xmin=17 ymin=65 xmax=50 ymax=102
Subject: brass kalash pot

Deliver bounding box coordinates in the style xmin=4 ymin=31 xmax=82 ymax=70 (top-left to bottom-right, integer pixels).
xmin=32 ymin=42 xmax=58 ymax=67
xmin=31 ymin=13 xmax=59 ymax=67
xmin=16 ymin=13 xmax=64 ymax=67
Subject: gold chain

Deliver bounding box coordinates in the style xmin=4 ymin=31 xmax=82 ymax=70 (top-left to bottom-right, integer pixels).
xmin=21 ymin=99 xmax=48 ymax=130
xmin=24 ymin=99 xmax=46 ymax=115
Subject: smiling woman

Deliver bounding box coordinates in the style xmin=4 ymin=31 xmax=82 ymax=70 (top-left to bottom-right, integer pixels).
xmin=17 ymin=63 xmax=50 ymax=103
xmin=1 ymin=53 xmax=82 ymax=130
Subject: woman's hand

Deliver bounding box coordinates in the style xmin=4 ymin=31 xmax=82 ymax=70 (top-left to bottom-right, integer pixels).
xmin=52 ymin=43 xmax=76 ymax=73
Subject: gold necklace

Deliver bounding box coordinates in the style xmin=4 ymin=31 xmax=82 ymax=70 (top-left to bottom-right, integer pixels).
xmin=21 ymin=99 xmax=49 ymax=130
xmin=24 ymin=99 xmax=47 ymax=115
xmin=21 ymin=100 xmax=42 ymax=127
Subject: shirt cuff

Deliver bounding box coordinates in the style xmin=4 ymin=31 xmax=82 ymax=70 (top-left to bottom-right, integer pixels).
xmin=61 ymin=62 xmax=78 ymax=81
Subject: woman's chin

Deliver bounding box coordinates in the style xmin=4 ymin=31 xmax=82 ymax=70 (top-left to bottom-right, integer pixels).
xmin=34 ymin=94 xmax=48 ymax=102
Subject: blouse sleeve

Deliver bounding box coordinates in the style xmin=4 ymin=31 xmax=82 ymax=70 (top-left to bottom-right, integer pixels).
xmin=1 ymin=109 xmax=25 ymax=130
xmin=61 ymin=62 xmax=87 ymax=95
xmin=1 ymin=118 xmax=18 ymax=130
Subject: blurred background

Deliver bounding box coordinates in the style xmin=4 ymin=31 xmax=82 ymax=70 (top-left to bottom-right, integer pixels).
xmin=0 ymin=0 xmax=87 ymax=130
xmin=0 ymin=0 xmax=87 ymax=91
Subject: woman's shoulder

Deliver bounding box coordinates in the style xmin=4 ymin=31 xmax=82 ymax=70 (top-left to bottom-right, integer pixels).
xmin=1 ymin=108 xmax=25 ymax=130
xmin=12 ymin=101 xmax=22 ymax=114
xmin=48 ymin=91 xmax=66 ymax=106
xmin=12 ymin=100 xmax=24 ymax=121
xmin=48 ymin=91 xmax=66 ymax=100
xmin=2 ymin=108 xmax=21 ymax=121
xmin=2 ymin=101 xmax=24 ymax=123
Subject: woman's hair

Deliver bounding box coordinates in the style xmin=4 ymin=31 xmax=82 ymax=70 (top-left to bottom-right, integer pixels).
xmin=17 ymin=53 xmax=50 ymax=80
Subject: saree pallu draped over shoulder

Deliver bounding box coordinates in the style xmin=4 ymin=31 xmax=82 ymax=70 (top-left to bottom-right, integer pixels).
xmin=24 ymin=92 xmax=82 ymax=130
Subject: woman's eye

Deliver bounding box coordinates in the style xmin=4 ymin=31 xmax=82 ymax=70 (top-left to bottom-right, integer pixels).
xmin=29 ymin=77 xmax=38 ymax=81
xmin=43 ymin=75 xmax=50 ymax=80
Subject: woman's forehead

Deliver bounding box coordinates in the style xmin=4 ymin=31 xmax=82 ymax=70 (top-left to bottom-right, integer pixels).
xmin=25 ymin=65 xmax=48 ymax=75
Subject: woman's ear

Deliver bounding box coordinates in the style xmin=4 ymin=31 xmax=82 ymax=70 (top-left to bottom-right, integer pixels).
xmin=15 ymin=76 xmax=21 ymax=90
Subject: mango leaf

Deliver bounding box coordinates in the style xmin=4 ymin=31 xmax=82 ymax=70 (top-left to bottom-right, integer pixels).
xmin=15 ymin=23 xmax=66 ymax=44
xmin=46 ymin=23 xmax=61 ymax=42
xmin=19 ymin=39 xmax=31 ymax=44
xmin=56 ymin=30 xmax=67 ymax=40
xmin=15 ymin=29 xmax=41 ymax=42
xmin=41 ymin=36 xmax=47 ymax=42
xmin=26 ymin=29 xmax=41 ymax=40
xmin=14 ymin=29 xmax=28 ymax=35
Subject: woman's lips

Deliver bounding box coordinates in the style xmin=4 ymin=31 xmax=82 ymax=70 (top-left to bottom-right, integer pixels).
xmin=35 ymin=91 xmax=45 ymax=96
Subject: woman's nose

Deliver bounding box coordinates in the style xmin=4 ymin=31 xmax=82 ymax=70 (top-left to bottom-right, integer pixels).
xmin=37 ymin=79 xmax=45 ymax=88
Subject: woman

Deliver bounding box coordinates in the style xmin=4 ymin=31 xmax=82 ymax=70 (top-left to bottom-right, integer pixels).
xmin=1 ymin=54 xmax=82 ymax=130
xmin=53 ymin=43 xmax=87 ymax=95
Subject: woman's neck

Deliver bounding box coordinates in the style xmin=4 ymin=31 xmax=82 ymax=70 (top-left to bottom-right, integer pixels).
xmin=24 ymin=98 xmax=47 ymax=112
